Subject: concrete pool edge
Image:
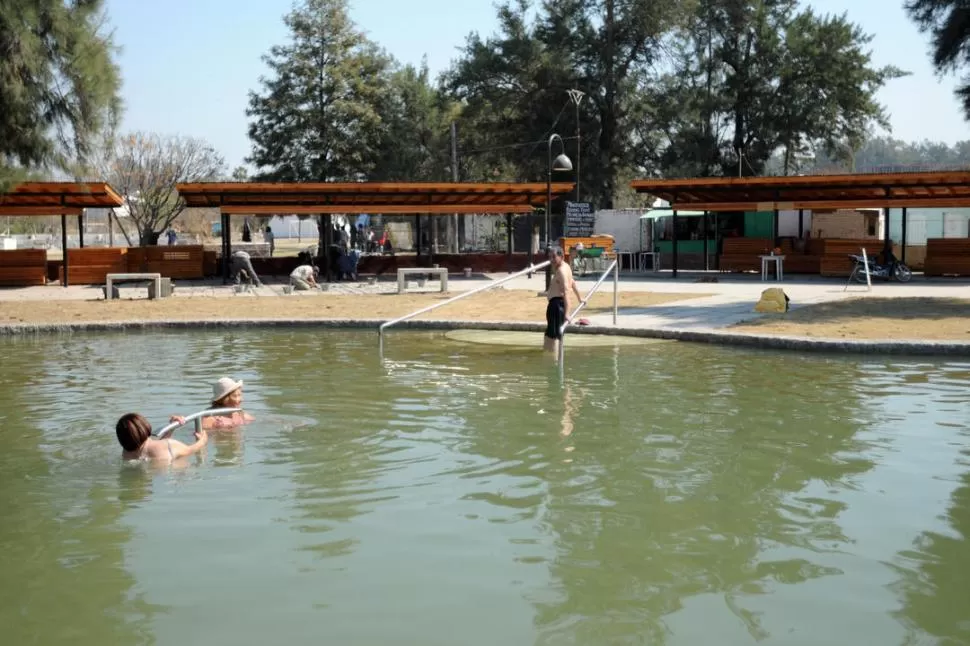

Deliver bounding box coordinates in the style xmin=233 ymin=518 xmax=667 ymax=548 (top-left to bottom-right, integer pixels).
xmin=1 ymin=317 xmax=969 ymax=356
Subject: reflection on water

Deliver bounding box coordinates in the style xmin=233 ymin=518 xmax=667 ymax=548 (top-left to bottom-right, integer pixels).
xmin=0 ymin=330 xmax=968 ymax=645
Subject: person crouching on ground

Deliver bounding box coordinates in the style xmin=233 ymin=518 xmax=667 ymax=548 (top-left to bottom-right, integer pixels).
xmin=543 ymin=246 xmax=584 ymax=354
xmin=230 ymin=250 xmax=263 ymax=287
xmin=204 ymin=377 xmax=256 ymax=429
xmin=290 ymin=264 xmax=320 ymax=290
xmin=117 ymin=413 xmax=207 ymax=462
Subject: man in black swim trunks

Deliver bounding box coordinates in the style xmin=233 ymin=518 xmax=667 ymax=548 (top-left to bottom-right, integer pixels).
xmin=543 ymin=246 xmax=584 ymax=354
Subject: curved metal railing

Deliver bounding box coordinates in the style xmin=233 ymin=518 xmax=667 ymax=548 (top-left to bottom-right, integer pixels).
xmin=155 ymin=408 xmax=243 ymax=439
xmin=378 ymin=260 xmax=552 ymax=355
xmin=558 ymin=259 xmax=619 ymax=367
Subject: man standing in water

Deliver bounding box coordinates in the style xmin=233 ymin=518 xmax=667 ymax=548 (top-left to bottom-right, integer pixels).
xmin=544 ymin=246 xmax=584 ymax=354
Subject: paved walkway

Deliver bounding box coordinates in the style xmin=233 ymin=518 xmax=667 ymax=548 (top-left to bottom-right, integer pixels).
xmin=1 ymin=271 xmax=968 ymax=333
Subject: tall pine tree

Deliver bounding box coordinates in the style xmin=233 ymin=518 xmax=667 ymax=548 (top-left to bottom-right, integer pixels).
xmin=246 ymin=0 xmax=392 ymax=182
xmin=0 ymin=0 xmax=121 ymax=187
xmin=906 ymin=0 xmax=970 ymax=119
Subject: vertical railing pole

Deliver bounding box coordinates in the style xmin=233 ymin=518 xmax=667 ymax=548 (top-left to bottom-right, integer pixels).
xmin=613 ymin=259 xmax=618 ymax=325
xmin=862 ymin=247 xmax=872 ymax=291
xmin=558 ymin=330 xmax=565 ymax=366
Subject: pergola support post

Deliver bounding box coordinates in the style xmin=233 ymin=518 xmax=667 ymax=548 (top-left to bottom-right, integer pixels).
xmin=901 ymin=207 xmax=908 ymax=264
xmin=61 ymin=213 xmax=69 ymax=287
xmin=77 ymin=213 xmax=85 ymax=248
xmin=221 ymin=212 xmax=231 ymax=284
xmin=415 ymin=215 xmax=423 ymax=267
xmin=506 ymin=213 xmax=513 ymax=272
xmin=702 ymin=210 xmax=709 ymax=271
xmin=323 ymin=215 xmax=333 ymax=282
xmin=883 ymin=206 xmax=892 ymax=258
xmin=672 ymin=209 xmax=679 ymax=279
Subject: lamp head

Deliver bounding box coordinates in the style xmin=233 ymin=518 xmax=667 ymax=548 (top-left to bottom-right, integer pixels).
xmin=552 ymin=154 xmax=573 ymax=172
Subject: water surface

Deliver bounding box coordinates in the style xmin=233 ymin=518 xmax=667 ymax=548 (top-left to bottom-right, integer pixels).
xmin=0 ymin=330 xmax=968 ymax=645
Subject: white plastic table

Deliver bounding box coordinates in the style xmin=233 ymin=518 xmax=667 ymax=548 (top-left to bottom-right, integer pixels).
xmin=759 ymin=255 xmax=785 ymax=281
xmin=638 ymin=251 xmax=658 ymax=272
xmin=617 ymin=250 xmax=637 ymax=272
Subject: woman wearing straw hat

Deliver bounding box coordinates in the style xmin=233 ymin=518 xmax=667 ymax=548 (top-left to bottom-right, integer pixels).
xmin=203 ymin=377 xmax=256 ymax=430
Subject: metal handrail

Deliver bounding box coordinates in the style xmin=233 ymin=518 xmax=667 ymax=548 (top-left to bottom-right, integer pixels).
xmin=379 ymin=260 xmax=552 ymax=354
xmin=558 ymin=258 xmax=619 ymax=366
xmin=155 ymin=408 xmax=243 ymax=439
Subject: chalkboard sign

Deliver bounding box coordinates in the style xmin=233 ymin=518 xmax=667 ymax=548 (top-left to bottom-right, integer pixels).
xmin=565 ymin=202 xmax=595 ymax=236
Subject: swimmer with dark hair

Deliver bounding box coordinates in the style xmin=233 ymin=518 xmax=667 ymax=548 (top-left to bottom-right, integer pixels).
xmin=116 ymin=413 xmax=208 ymax=462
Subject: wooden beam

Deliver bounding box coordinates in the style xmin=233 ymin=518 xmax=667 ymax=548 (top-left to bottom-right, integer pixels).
xmin=0 ymin=206 xmax=83 ymax=216
xmin=668 ymin=197 xmax=970 ymax=211
xmin=220 ymin=204 xmax=535 ymax=215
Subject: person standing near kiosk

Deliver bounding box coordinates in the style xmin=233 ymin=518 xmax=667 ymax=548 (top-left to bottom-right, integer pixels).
xmin=543 ymin=246 xmax=584 ymax=355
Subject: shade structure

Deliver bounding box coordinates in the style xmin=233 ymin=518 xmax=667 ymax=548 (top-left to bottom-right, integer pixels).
xmin=630 ymin=171 xmax=970 ymax=279
xmin=176 ymin=181 xmax=574 ymax=214
xmin=0 ymin=182 xmax=124 ymax=216
xmin=174 ymin=181 xmax=576 ymax=283
xmin=630 ymin=170 xmax=970 ymax=211
xmin=0 ymin=182 xmax=125 ymax=287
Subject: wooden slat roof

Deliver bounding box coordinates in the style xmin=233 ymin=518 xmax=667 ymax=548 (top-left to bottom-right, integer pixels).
xmin=176 ymin=181 xmax=575 ymax=215
xmin=0 ymin=182 xmax=124 ymax=216
xmin=630 ymin=171 xmax=970 ymax=211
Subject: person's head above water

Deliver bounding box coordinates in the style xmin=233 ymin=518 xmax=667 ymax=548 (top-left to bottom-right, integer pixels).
xmin=547 ymin=245 xmax=564 ymax=266
xmin=212 ymin=377 xmax=244 ymax=407
xmin=116 ymin=413 xmax=152 ymax=452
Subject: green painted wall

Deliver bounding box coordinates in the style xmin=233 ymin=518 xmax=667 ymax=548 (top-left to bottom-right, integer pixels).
xmin=656 ymin=240 xmax=713 ymax=253
xmin=744 ymin=211 xmax=773 ymax=238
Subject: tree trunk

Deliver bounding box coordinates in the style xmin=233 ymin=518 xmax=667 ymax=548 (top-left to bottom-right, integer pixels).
xmin=141 ymin=228 xmax=160 ymax=246
xmin=600 ymin=0 xmax=616 ymax=209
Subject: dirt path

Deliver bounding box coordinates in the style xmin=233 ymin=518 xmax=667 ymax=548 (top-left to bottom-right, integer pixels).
xmin=731 ymin=297 xmax=970 ymax=340
xmin=0 ymin=289 xmax=705 ymax=325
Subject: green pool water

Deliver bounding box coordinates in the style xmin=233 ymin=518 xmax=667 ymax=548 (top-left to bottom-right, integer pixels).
xmin=0 ymin=329 xmax=968 ymax=645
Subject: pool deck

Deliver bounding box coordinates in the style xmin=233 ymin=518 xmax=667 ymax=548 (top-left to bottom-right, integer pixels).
xmin=1 ymin=272 xmax=969 ymax=354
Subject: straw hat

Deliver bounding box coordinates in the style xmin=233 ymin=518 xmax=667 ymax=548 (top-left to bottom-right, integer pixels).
xmin=212 ymin=377 xmax=244 ymax=403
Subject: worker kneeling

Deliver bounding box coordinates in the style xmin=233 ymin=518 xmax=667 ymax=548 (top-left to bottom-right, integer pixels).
xmin=290 ymin=264 xmax=320 ymax=290
xmin=754 ymin=287 xmax=790 ymax=313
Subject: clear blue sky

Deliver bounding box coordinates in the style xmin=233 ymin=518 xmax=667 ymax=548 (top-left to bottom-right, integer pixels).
xmin=104 ymin=0 xmax=968 ymax=170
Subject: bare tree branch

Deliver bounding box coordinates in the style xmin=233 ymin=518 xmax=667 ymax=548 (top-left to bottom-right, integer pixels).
xmin=94 ymin=132 xmax=225 ymax=245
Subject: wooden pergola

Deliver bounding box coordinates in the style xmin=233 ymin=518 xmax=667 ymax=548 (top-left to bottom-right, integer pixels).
xmin=0 ymin=182 xmax=124 ymax=286
xmin=176 ymin=181 xmax=575 ymax=281
xmin=630 ymin=171 xmax=970 ymax=276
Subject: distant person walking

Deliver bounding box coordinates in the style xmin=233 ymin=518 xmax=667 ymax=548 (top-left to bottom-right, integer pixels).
xmin=264 ymin=226 xmax=275 ymax=256
xmin=166 ymin=227 xmax=177 ymax=246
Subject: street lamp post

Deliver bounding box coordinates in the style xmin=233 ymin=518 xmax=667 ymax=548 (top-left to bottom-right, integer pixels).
xmin=545 ymin=133 xmax=573 ymax=290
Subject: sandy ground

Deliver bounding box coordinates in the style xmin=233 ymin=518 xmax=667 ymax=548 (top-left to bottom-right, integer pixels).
xmin=0 ymin=289 xmax=703 ymax=325
xmin=731 ymin=297 xmax=970 ymax=340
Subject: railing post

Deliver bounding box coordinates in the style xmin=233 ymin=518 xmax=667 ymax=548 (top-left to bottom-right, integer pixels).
xmin=379 ymin=260 xmax=552 ymax=352
xmin=862 ymin=247 xmax=872 ymax=291
xmin=613 ymin=259 xmax=618 ymax=326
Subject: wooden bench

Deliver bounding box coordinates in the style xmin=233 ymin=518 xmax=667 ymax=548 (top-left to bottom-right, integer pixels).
xmin=128 ymin=245 xmax=204 ymax=279
xmin=559 ymin=236 xmax=615 ymax=262
xmin=924 ymin=238 xmax=970 ymax=276
xmin=59 ymin=248 xmax=128 ymax=285
xmin=718 ymin=238 xmax=773 ymax=273
xmin=818 ymin=239 xmax=882 ymax=277
xmin=397 ymin=267 xmax=448 ymax=293
xmin=0 ymin=249 xmax=48 ymax=286
xmin=105 ymin=273 xmax=164 ymax=300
